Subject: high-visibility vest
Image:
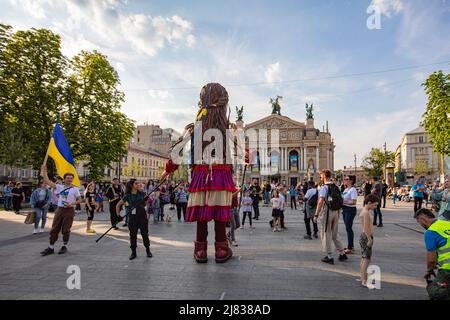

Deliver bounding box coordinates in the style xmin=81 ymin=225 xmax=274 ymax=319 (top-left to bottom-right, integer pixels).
xmin=428 ymin=219 xmax=450 ymax=270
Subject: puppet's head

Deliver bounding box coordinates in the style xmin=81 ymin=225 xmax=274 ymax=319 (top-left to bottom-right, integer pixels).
xmin=197 ymin=83 xmax=229 ymax=131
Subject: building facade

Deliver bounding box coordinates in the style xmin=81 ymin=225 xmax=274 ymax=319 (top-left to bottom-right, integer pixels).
xmin=239 ymin=113 xmax=335 ymax=187
xmin=394 ymin=126 xmax=442 ymax=184
xmin=340 ymin=166 xmax=370 ymax=187
xmin=133 ymin=124 xmax=180 ymax=157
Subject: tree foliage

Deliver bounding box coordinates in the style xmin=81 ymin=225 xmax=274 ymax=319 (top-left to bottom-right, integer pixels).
xmin=362 ymin=147 xmax=395 ymax=179
xmin=0 ymin=25 xmax=135 ymax=180
xmin=421 ymin=70 xmax=450 ymax=156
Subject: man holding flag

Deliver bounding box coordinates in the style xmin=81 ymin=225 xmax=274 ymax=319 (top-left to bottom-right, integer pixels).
xmin=40 ymin=124 xmax=82 ymax=256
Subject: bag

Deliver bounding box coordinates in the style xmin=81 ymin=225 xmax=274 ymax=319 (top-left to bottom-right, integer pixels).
xmin=35 ymin=201 xmax=47 ymax=209
xmin=307 ymin=190 xmax=318 ymax=209
xmin=24 ymin=211 xmax=35 ymax=224
xmin=427 ymin=276 xmax=449 ymax=300
xmin=326 ymin=184 xmax=344 ymax=211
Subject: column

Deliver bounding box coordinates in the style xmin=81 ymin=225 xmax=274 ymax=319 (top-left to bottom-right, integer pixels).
xmin=285 ymin=148 xmax=289 ymax=172
xmin=303 ymin=147 xmax=306 ymax=171
xmin=316 ymin=147 xmax=319 ymax=171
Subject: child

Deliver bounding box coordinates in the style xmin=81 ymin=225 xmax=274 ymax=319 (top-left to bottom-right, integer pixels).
xmin=95 ymin=188 xmax=104 ymax=213
xmin=151 ymin=191 xmax=161 ymax=224
xmin=359 ymin=194 xmax=379 ymax=288
xmin=241 ymin=190 xmax=253 ymax=229
xmin=392 ymin=188 xmax=398 ymax=206
xmin=271 ymin=191 xmax=281 ymax=232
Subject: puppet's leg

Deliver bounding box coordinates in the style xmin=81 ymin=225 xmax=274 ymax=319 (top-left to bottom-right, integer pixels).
xmin=194 ymin=221 xmax=208 ymax=263
xmin=214 ymin=220 xmax=233 ymax=263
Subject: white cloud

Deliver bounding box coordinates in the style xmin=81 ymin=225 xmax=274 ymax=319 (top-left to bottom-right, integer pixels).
xmin=148 ymin=90 xmax=171 ymax=100
xmin=8 ymin=0 xmax=53 ymax=19
xmin=370 ymin=0 xmax=404 ymax=18
xmin=264 ymin=62 xmax=281 ymax=83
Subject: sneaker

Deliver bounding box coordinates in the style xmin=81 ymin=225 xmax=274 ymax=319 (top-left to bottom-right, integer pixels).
xmin=129 ymin=251 xmax=137 ymax=260
xmin=231 ymin=241 xmax=238 ymax=247
xmin=273 ymin=228 xmax=277 ymax=232
xmin=113 ymin=226 xmax=119 ymax=230
xmin=58 ymin=246 xmax=68 ymax=255
xmin=122 ymin=223 xmax=128 ymax=227
xmin=240 ymin=226 xmax=244 ymax=229
xmin=313 ymin=233 xmax=319 ymax=239
xmin=33 ymin=228 xmax=38 ymax=235
xmin=304 ymin=235 xmax=312 ymax=240
xmin=146 ymin=248 xmax=152 ymax=258
xmin=40 ymin=247 xmax=54 ymax=256
xmin=377 ymin=223 xmax=384 ymax=228
xmin=339 ymin=254 xmax=348 ymax=261
xmin=86 ymin=229 xmax=96 ymax=234
xmin=321 ymin=256 xmax=334 ymax=265
xmin=39 ymin=227 xmax=44 ymax=233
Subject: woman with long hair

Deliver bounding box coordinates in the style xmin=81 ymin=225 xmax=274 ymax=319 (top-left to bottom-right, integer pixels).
xmin=160 ymin=83 xmax=236 ymax=263
xmin=116 ymin=179 xmax=152 ymax=260
xmin=11 ymin=181 xmax=25 ymax=214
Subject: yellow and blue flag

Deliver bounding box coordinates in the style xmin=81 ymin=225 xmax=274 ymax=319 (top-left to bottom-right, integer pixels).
xmin=46 ymin=123 xmax=80 ymax=187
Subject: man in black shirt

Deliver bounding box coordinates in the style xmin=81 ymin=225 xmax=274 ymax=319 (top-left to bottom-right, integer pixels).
xmin=382 ymin=180 xmax=388 ymax=208
xmin=363 ymin=180 xmax=372 ymax=206
xmin=249 ymin=179 xmax=261 ymax=220
xmin=263 ymin=181 xmax=271 ymax=207
xmin=106 ymin=178 xmax=123 ymax=230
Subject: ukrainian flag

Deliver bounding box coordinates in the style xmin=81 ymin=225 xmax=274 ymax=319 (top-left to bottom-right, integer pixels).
xmin=46 ymin=123 xmax=80 ymax=187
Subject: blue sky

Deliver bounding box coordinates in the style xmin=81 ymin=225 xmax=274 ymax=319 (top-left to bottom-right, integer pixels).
xmin=1 ymin=0 xmax=450 ymax=168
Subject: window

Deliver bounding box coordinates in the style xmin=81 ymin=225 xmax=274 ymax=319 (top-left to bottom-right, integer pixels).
xmin=419 ymin=136 xmax=424 ymax=143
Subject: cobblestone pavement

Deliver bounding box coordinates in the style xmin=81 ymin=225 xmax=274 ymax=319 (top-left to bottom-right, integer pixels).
xmin=0 ymin=198 xmax=428 ymax=300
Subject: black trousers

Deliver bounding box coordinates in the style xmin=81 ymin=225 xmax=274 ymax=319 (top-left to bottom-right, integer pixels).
xmin=252 ymin=201 xmax=260 ymax=219
xmin=290 ymin=197 xmax=297 ymax=210
xmin=280 ymin=211 xmax=285 ymax=228
xmin=304 ymin=210 xmax=318 ymax=236
xmin=177 ymin=202 xmax=187 ymax=221
xmin=109 ymin=200 xmax=119 ymax=227
xmin=12 ymin=197 xmax=21 ymax=213
xmin=128 ymin=211 xmax=150 ymax=250
xmin=414 ymin=197 xmax=423 ymax=212
xmin=382 ymin=195 xmax=387 ymax=208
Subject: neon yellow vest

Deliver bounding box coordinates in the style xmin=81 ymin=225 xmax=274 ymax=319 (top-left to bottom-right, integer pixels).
xmin=428 ymin=219 xmax=450 ymax=270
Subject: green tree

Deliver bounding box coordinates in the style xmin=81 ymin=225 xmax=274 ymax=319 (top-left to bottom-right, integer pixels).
xmin=421 ymin=70 xmax=450 ymax=156
xmin=1 ymin=27 xmax=66 ymax=168
xmin=60 ymin=50 xmax=135 ymax=180
xmin=413 ymin=160 xmax=429 ymax=177
xmin=0 ymin=26 xmax=135 ymax=181
xmin=362 ymin=148 xmax=395 ymax=179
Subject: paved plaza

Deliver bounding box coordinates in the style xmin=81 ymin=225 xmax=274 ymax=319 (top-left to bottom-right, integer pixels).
xmin=0 ymin=199 xmax=428 ymax=300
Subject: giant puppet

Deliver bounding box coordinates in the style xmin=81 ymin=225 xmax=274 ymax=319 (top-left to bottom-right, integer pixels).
xmin=161 ymin=83 xmax=237 ymax=263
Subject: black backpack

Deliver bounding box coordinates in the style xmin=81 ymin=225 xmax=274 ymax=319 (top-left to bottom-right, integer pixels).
xmin=307 ymin=190 xmax=318 ymax=209
xmin=325 ymin=184 xmax=343 ymax=211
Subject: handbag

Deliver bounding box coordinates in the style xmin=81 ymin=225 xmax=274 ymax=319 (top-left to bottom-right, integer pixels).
xmin=24 ymin=211 xmax=35 ymax=224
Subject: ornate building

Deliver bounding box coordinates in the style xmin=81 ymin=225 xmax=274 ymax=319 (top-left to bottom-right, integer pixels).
xmin=236 ymin=103 xmax=335 ymax=186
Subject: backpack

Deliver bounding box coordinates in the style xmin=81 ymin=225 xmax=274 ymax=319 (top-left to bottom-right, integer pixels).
xmin=325 ymin=184 xmax=343 ymax=211
xmin=307 ymin=190 xmax=318 ymax=209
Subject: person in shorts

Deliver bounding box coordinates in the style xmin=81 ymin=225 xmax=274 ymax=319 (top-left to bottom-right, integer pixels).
xmin=359 ymin=194 xmax=379 ymax=288
xmin=271 ymin=191 xmax=281 ymax=232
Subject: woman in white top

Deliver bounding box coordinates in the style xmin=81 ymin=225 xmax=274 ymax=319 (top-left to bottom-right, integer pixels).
xmin=342 ymin=175 xmax=358 ymax=254
xmin=271 ymin=191 xmax=282 ymax=232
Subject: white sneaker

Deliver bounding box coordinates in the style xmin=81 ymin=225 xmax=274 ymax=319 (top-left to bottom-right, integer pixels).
xmin=232 ymin=241 xmax=238 ymax=247
xmin=240 ymin=226 xmax=244 ymax=229
xmin=33 ymin=228 xmax=38 ymax=234
xmin=39 ymin=227 xmax=44 ymax=233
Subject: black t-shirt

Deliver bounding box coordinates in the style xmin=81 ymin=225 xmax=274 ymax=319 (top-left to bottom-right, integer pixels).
xmin=123 ymin=191 xmax=146 ymax=209
xmin=364 ymin=183 xmax=372 ymax=195
xmin=85 ymin=192 xmax=96 ymax=206
xmin=106 ymin=185 xmax=123 ymax=204
xmin=12 ymin=187 xmax=22 ymax=199
xmin=264 ymin=184 xmax=271 ymax=192
xmin=249 ymin=185 xmax=261 ymax=202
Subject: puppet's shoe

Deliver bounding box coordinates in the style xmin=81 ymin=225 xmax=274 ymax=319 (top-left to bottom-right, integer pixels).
xmin=194 ymin=241 xmax=208 ymax=263
xmin=215 ymin=241 xmax=233 ymax=263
